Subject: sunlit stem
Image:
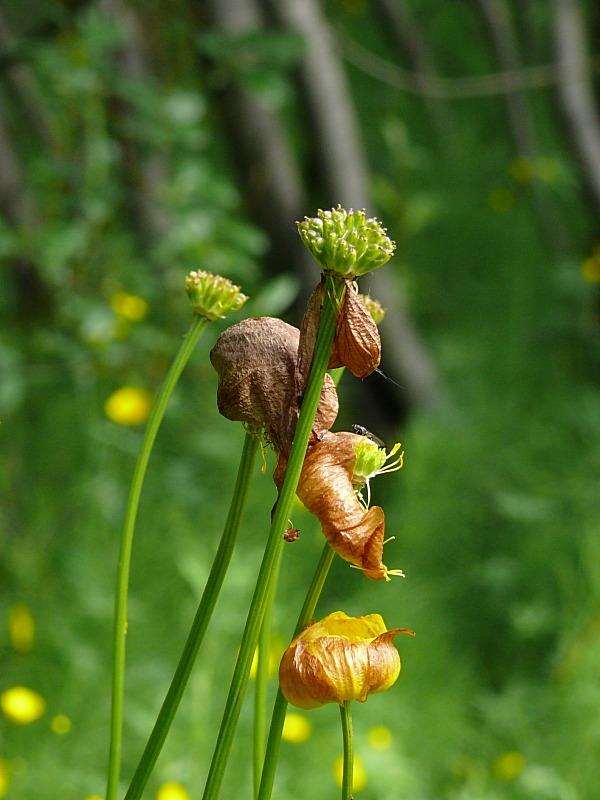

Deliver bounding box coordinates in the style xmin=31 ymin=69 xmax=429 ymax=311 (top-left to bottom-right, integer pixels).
xmin=340 ymin=701 xmax=354 ymax=800
xmin=123 ymin=430 xmax=261 ymax=800
xmin=201 ymin=273 xmax=346 ymax=800
xmin=106 ymin=314 xmax=209 ymax=800
xmin=257 ymin=540 xmax=336 ymax=800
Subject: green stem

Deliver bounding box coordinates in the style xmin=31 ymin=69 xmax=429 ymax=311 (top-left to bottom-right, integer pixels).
xmin=253 ymin=555 xmax=279 ymax=799
xmin=202 ymin=274 xmax=345 ymax=800
xmin=340 ymin=701 xmax=354 ymax=800
xmin=257 ymin=540 xmax=335 ymax=800
xmin=106 ymin=315 xmax=209 ymax=800
xmin=123 ymin=430 xmax=260 ymax=800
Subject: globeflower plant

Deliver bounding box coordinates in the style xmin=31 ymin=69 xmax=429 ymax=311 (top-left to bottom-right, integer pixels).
xmin=105 ymin=208 xmax=413 ymax=800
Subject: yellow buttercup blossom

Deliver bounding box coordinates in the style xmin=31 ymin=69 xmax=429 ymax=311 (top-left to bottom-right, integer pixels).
xmin=0 ymin=758 xmax=10 ymax=798
xmin=368 ymin=724 xmax=393 ymax=751
xmin=157 ymin=782 xmax=191 ymax=800
xmin=105 ymin=387 xmax=153 ymax=426
xmin=333 ymin=752 xmax=367 ymax=791
xmin=1 ymin=686 xmax=46 ymax=724
xmin=282 ymin=712 xmax=312 ymax=743
xmin=7 ymin=604 xmax=35 ymax=652
xmin=493 ymin=751 xmax=526 ymax=780
xmin=111 ymin=292 xmax=149 ymax=322
xmin=51 ymin=714 xmax=72 ymax=735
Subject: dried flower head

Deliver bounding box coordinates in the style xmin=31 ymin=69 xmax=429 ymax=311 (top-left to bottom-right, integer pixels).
xmin=297 ymin=206 xmax=395 ymax=279
xmin=296 ymin=432 xmax=404 ymax=580
xmin=279 ymin=611 xmax=414 ymax=709
xmin=184 ymin=270 xmax=248 ymax=320
xmin=210 ymin=317 xmax=338 ymax=458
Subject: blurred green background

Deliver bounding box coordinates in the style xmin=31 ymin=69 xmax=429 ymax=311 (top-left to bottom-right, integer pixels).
xmin=1 ymin=1 xmax=600 ymax=798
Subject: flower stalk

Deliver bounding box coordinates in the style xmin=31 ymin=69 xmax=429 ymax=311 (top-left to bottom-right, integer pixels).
xmin=340 ymin=701 xmax=354 ymax=800
xmin=201 ymin=273 xmax=346 ymax=800
xmin=124 ymin=430 xmax=261 ymax=800
xmin=106 ymin=313 xmax=209 ymax=800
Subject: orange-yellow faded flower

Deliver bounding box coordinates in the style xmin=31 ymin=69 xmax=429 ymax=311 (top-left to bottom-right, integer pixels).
xmin=7 ymin=604 xmax=35 ymax=652
xmin=104 ymin=386 xmax=153 ymax=426
xmin=1 ymin=686 xmax=46 ymax=724
xmin=279 ymin=611 xmax=414 ymax=710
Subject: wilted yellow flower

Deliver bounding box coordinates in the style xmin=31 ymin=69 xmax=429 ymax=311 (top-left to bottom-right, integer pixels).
xmin=7 ymin=604 xmax=35 ymax=652
xmin=51 ymin=714 xmax=72 ymax=735
xmin=1 ymin=686 xmax=46 ymax=724
xmin=333 ymin=752 xmax=367 ymax=791
xmin=104 ymin=387 xmax=153 ymax=426
xmin=493 ymin=751 xmax=526 ymax=780
xmin=110 ymin=292 xmax=149 ymax=322
xmin=282 ymin=712 xmax=312 ymax=743
xmin=279 ymin=611 xmax=414 ymax=710
xmin=157 ymin=782 xmax=191 ymax=800
xmin=0 ymin=758 xmax=10 ymax=798
xmin=368 ymin=724 xmax=393 ymax=751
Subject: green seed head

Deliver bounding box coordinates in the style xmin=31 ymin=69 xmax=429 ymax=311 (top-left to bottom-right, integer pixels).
xmin=297 ymin=206 xmax=396 ymax=278
xmin=184 ymin=270 xmax=248 ymax=320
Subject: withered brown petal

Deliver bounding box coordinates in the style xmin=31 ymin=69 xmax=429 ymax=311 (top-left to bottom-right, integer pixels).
xmin=210 ymin=316 xmax=338 ymax=458
xmin=296 ymin=431 xmax=391 ymax=580
xmin=330 ymin=283 xmax=381 ymax=378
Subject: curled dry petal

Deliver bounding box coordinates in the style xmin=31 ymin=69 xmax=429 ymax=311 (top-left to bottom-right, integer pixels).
xmin=329 ymin=282 xmax=381 ymax=378
xmin=210 ymin=317 xmax=338 ymax=458
xmin=279 ymin=611 xmax=414 ymax=710
xmin=296 ymin=431 xmax=397 ymax=580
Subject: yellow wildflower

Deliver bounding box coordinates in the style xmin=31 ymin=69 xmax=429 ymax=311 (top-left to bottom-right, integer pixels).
xmin=493 ymin=751 xmax=526 ymax=781
xmin=7 ymin=604 xmax=34 ymax=652
xmin=157 ymin=782 xmax=191 ymax=800
xmin=51 ymin=714 xmax=72 ymax=735
xmin=333 ymin=752 xmax=367 ymax=791
xmin=1 ymin=686 xmax=46 ymax=724
xmin=111 ymin=292 xmax=149 ymax=322
xmin=104 ymin=387 xmax=153 ymax=426
xmin=0 ymin=758 xmax=10 ymax=798
xmin=282 ymin=713 xmax=312 ymax=743
xmin=367 ymin=724 xmax=393 ymax=751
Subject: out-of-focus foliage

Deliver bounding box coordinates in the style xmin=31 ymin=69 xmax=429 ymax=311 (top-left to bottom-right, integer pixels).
xmin=1 ymin=1 xmax=600 ymax=799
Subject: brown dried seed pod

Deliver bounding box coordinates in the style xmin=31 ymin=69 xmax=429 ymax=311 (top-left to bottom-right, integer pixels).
xmin=210 ymin=317 xmax=338 ymax=457
xmin=296 ymin=431 xmax=391 ymax=580
xmin=329 ymin=282 xmax=381 ymax=378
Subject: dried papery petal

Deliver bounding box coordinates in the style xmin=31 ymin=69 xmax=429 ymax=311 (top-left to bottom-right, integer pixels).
xmin=210 ymin=317 xmax=338 ymax=458
xmin=329 ymin=281 xmax=381 ymax=378
xmin=296 ymin=432 xmax=401 ymax=580
xmin=279 ymin=611 xmax=414 ymax=710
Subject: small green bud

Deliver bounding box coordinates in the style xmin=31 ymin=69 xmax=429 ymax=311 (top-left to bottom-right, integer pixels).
xmin=184 ymin=270 xmax=248 ymax=320
xmin=297 ymin=206 xmax=396 ymax=278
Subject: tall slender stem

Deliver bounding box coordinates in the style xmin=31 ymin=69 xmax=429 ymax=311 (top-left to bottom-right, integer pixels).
xmin=202 ymin=274 xmax=345 ymax=800
xmin=257 ymin=540 xmax=335 ymax=800
xmin=253 ymin=567 xmax=277 ymax=799
xmin=124 ymin=430 xmax=260 ymax=800
xmin=340 ymin=701 xmax=354 ymax=800
xmin=106 ymin=315 xmax=209 ymax=800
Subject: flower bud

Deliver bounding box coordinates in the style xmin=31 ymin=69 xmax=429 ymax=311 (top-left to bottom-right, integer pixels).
xmin=279 ymin=611 xmax=414 ymax=710
xmin=184 ymin=270 xmax=248 ymax=320
xmin=297 ymin=206 xmax=395 ymax=279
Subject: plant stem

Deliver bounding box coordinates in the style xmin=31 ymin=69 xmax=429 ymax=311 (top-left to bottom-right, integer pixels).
xmin=202 ymin=274 xmax=345 ymax=800
xmin=106 ymin=315 xmax=209 ymax=800
xmin=123 ymin=430 xmax=260 ymax=800
xmin=253 ymin=568 xmax=277 ymax=799
xmin=257 ymin=540 xmax=335 ymax=800
xmin=340 ymin=701 xmax=354 ymax=800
